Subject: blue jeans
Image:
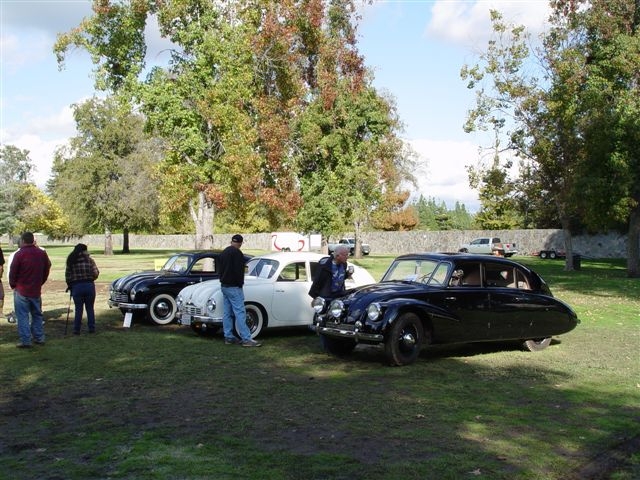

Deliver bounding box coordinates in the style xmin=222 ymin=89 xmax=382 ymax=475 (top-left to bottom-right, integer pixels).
xmin=71 ymin=281 xmax=96 ymax=333
xmin=221 ymin=286 xmax=251 ymax=342
xmin=14 ymin=292 xmax=44 ymax=345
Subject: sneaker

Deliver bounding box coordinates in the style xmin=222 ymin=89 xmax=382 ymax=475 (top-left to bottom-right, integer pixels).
xmin=224 ymin=337 xmax=241 ymax=345
xmin=241 ymin=339 xmax=262 ymax=347
xmin=6 ymin=313 xmax=15 ymax=324
xmin=34 ymin=340 xmax=45 ymax=346
xmin=16 ymin=343 xmax=32 ymax=349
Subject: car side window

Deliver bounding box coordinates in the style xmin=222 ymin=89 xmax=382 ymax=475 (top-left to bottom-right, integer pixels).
xmin=514 ymin=269 xmax=531 ymax=290
xmin=278 ymin=262 xmax=307 ymax=282
xmin=452 ymin=263 xmax=482 ymax=287
xmin=190 ymin=257 xmax=216 ymax=273
xmin=484 ymin=264 xmax=514 ymax=288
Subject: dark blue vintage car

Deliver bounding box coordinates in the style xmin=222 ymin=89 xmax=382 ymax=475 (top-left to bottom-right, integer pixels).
xmin=108 ymin=250 xmax=251 ymax=325
xmin=312 ymin=253 xmax=579 ymax=366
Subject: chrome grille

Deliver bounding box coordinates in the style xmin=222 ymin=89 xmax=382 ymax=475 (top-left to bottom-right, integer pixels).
xmin=111 ymin=292 xmax=129 ymax=303
xmin=183 ymin=305 xmax=203 ymax=316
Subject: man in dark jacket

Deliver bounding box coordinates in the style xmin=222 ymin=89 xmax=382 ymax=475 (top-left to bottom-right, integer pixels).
xmin=219 ymin=234 xmax=261 ymax=347
xmin=308 ymin=244 xmax=353 ymax=299
xmin=9 ymin=232 xmax=51 ymax=348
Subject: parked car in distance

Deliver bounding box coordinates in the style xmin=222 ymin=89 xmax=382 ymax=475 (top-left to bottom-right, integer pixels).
xmin=328 ymin=237 xmax=370 ymax=255
xmin=312 ymin=252 xmax=579 ymax=366
xmin=108 ymin=250 xmax=251 ymax=325
xmin=459 ymin=237 xmax=517 ymax=257
xmin=176 ymin=251 xmax=376 ymax=338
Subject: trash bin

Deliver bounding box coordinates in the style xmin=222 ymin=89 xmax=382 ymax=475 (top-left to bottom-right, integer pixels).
xmin=572 ymin=254 xmax=581 ymax=270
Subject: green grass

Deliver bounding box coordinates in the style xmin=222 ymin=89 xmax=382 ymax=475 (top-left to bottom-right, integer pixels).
xmin=0 ymin=247 xmax=638 ymax=479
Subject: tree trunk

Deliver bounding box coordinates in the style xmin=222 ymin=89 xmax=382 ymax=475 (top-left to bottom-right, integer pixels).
xmin=190 ymin=191 xmax=214 ymax=250
xmin=560 ymin=216 xmax=575 ymax=271
xmin=627 ymin=203 xmax=640 ymax=277
xmin=122 ymin=228 xmax=130 ymax=254
xmin=104 ymin=228 xmax=113 ymax=256
xmin=353 ymin=220 xmax=363 ymax=259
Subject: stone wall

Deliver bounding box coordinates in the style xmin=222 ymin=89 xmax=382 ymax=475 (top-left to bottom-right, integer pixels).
xmin=10 ymin=229 xmax=632 ymax=258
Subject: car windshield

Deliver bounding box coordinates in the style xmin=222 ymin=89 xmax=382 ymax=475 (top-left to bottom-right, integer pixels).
xmin=246 ymin=258 xmax=280 ymax=279
xmin=382 ymin=259 xmax=450 ymax=285
xmin=162 ymin=255 xmax=190 ymax=273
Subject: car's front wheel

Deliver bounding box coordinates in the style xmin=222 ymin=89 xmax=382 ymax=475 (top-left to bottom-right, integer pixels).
xmin=320 ymin=335 xmax=356 ymax=356
xmin=245 ymin=303 xmax=266 ymax=338
xmin=384 ymin=313 xmax=424 ymax=366
xmin=540 ymin=251 xmax=548 ymax=259
xmin=523 ymin=337 xmax=552 ymax=351
xmin=148 ymin=293 xmax=177 ymax=325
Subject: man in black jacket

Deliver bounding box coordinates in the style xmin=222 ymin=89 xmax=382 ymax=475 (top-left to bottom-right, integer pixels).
xmin=219 ymin=234 xmax=261 ymax=347
xmin=308 ymin=244 xmax=353 ymax=300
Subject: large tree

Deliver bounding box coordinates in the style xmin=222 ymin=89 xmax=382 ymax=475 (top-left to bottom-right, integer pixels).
xmin=462 ymin=10 xmax=593 ymax=270
xmin=55 ymin=0 xmax=414 ymax=250
xmin=0 ymin=145 xmax=33 ymax=239
xmin=565 ymin=0 xmax=640 ymax=276
xmin=49 ymin=97 xmax=161 ymax=254
xmin=462 ymin=3 xmax=640 ymax=276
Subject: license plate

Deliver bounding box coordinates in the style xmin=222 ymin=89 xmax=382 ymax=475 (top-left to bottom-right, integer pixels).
xmin=180 ymin=314 xmax=192 ymax=325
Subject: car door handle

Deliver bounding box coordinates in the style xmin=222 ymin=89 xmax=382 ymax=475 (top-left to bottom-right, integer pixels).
xmin=445 ymin=296 xmax=457 ymax=301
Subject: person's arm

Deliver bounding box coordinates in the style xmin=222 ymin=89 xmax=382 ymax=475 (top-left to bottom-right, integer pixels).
xmin=91 ymin=257 xmax=100 ymax=280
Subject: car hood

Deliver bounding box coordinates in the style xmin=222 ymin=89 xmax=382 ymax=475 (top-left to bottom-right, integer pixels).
xmin=111 ymin=270 xmax=178 ymax=291
xmin=339 ymin=281 xmax=434 ymax=305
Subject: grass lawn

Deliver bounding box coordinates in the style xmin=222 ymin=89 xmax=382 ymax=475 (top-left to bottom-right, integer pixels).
xmin=0 ymin=246 xmax=638 ymax=479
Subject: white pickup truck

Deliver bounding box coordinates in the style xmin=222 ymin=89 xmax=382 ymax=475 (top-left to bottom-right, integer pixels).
xmin=328 ymin=238 xmax=370 ymax=256
xmin=459 ymin=237 xmax=517 ymax=257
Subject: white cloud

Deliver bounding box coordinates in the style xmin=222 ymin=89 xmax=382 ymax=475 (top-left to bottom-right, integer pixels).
xmin=427 ymin=0 xmax=551 ymax=48
xmin=3 ymin=105 xmax=78 ymax=187
xmin=408 ymin=138 xmax=481 ymax=211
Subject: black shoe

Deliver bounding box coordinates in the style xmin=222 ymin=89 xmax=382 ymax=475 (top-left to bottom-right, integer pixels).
xmin=224 ymin=337 xmax=241 ymax=345
xmin=16 ymin=343 xmax=32 ymax=349
xmin=34 ymin=340 xmax=45 ymax=346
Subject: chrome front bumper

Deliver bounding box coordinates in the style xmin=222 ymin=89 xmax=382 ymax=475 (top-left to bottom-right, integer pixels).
xmin=313 ymin=321 xmax=384 ymax=343
xmin=108 ymin=300 xmax=148 ymax=310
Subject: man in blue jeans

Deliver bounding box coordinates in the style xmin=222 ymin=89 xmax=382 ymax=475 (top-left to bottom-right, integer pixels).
xmin=219 ymin=234 xmax=261 ymax=347
xmin=9 ymin=232 xmax=51 ymax=348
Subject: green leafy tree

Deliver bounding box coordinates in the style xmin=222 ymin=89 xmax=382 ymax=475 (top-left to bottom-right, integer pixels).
xmin=0 ymin=145 xmax=33 ymax=238
xmin=462 ymin=10 xmax=585 ymax=269
xmin=49 ymin=97 xmax=161 ymax=254
xmin=563 ymin=0 xmax=640 ymax=276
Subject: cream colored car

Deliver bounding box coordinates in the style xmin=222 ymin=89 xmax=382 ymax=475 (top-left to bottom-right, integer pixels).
xmin=176 ymin=251 xmax=375 ymax=338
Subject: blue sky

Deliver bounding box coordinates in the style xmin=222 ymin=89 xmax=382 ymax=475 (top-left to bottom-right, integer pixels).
xmin=1 ymin=0 xmax=551 ymax=212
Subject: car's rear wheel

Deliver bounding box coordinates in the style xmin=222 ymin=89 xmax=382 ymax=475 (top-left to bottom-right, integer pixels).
xmin=549 ymin=251 xmax=557 ymax=259
xmin=523 ymin=337 xmax=552 ymax=351
xmin=148 ymin=293 xmax=177 ymax=325
xmin=459 ymin=248 xmax=468 ymax=253
xmin=245 ymin=303 xmax=266 ymax=338
xmin=385 ymin=313 xmax=424 ymax=366
xmin=320 ymin=335 xmax=356 ymax=356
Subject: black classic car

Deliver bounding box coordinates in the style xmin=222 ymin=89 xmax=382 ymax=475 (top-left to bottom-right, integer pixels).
xmin=108 ymin=250 xmax=251 ymax=325
xmin=311 ymin=253 xmax=579 ymax=366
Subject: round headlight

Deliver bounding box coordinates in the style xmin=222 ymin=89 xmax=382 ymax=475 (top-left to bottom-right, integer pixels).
xmin=312 ymin=297 xmax=326 ymax=313
xmin=329 ymin=299 xmax=344 ymax=318
xmin=207 ymin=298 xmax=216 ymax=312
xmin=367 ymin=303 xmax=382 ymax=321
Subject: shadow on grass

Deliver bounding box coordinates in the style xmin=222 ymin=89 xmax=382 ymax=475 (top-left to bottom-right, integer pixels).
xmin=1 ymin=313 xmax=638 ymax=480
